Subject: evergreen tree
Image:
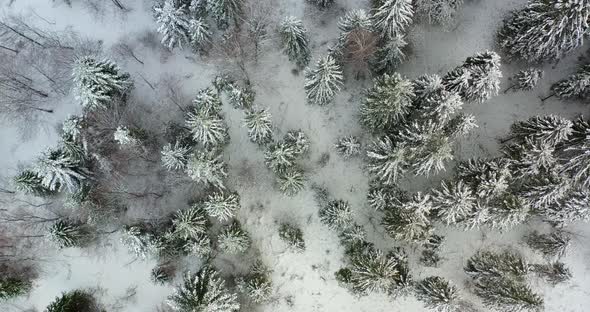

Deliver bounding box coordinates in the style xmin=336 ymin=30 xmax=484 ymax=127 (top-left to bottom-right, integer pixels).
xmin=335 ymin=135 xmax=362 ymax=158
xmin=207 ymin=0 xmax=243 ymax=29
xmin=319 ymin=200 xmax=354 ymax=230
xmin=120 ymin=225 xmax=164 ymax=259
xmin=171 ymin=205 xmax=209 ymax=240
xmin=45 ymin=290 xmax=98 ymax=312
xmin=412 ymin=135 xmax=454 ymax=176
xmin=264 ymin=141 xmax=298 ymax=173
xmin=72 ymin=57 xmax=132 ymax=111
xmin=371 ymin=32 xmax=408 ymax=74
xmin=14 ymin=169 xmax=55 ymax=196
xmin=506 ymin=68 xmax=544 ymax=93
xmin=348 ymin=248 xmax=409 ymax=294
xmin=114 ymin=126 xmax=144 ymax=147
xmin=432 ymin=180 xmax=476 ymax=226
xmin=360 ymin=73 xmax=414 ymax=131
xmin=277 ymin=167 xmax=306 ymax=196
xmin=34 ymin=148 xmax=89 ymax=193
xmin=161 ymin=141 xmax=191 ymax=171
xmin=167 ymin=267 xmax=239 ymax=312
xmin=338 ymin=9 xmax=373 ymax=37
xmin=304 ymin=55 xmax=344 ymax=105
xmin=367 ymin=183 xmax=406 ymax=211
xmin=542 ymin=188 xmax=590 ymax=224
xmin=154 ymin=0 xmax=191 ymax=49
xmin=414 ymin=0 xmax=463 ymax=28
xmin=228 ymin=85 xmax=255 ymax=109
xmin=279 ymin=16 xmax=311 ymax=68
xmin=203 ymin=191 xmax=240 ymax=222
xmin=525 ymin=230 xmax=570 ymax=259
xmin=550 ymin=64 xmax=590 ymax=100
xmin=465 ymin=250 xmax=529 ymax=281
xmin=218 ymin=221 xmax=251 ymax=254
xmin=521 ymin=173 xmax=571 ymax=210
xmin=418 ymin=88 xmax=463 ymax=124
xmin=243 ymin=108 xmax=273 ymax=145
xmin=509 ymin=115 xmax=573 ymax=147
xmin=562 ymin=119 xmax=590 ymax=186
xmin=488 ymin=193 xmax=531 ymax=229
xmin=49 ymin=220 xmax=87 ymax=248
xmin=473 ymin=277 xmax=543 ymax=312
xmin=189 ymin=18 xmax=212 ymax=52
xmin=339 ymin=224 xmax=368 ymax=246
xmin=0 ymin=277 xmax=31 ymax=300
xmin=413 ymin=74 xmax=444 ymax=103
xmin=151 ymin=264 xmax=174 ymax=285
xmin=443 ymin=113 xmax=477 ymax=138
xmin=307 ymin=0 xmax=334 ymax=8
xmin=372 ymin=0 xmax=414 ymax=39
xmin=444 ymin=51 xmax=502 ymax=103
xmin=531 ymin=261 xmax=572 ymax=285
xmin=278 ymin=222 xmax=305 ymax=251
xmin=185 ymin=151 xmax=228 ymax=188
xmin=236 ymin=261 xmax=272 ymax=304
xmin=284 ymin=129 xmax=310 ymax=156
xmin=185 ymin=109 xmax=228 ymax=148
xmin=415 ymin=276 xmax=460 ymax=312
xmin=503 ymin=139 xmax=558 ymax=179
xmin=193 ymin=87 xmax=223 ymax=114
xmin=367 ymin=136 xmax=409 ymax=184
xmin=382 ymin=192 xmax=433 ymax=243
xmin=497 ymin=0 xmax=590 ymax=62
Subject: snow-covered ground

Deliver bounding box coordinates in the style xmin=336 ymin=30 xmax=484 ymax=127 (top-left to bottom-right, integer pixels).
xmin=1 ymin=0 xmax=590 ymax=311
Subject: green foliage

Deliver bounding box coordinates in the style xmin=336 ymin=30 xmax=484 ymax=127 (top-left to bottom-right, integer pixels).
xmin=360 ymin=73 xmax=414 ymax=132
xmin=415 ymin=276 xmax=460 ymax=312
xmin=0 ymin=277 xmax=31 ymax=301
xmin=45 ymin=290 xmax=97 ymax=312
xmin=278 ymin=222 xmax=305 ymax=252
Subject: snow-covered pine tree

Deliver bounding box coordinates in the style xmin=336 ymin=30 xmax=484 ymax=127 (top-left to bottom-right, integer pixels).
xmin=371 ymin=32 xmax=408 ymax=74
xmin=509 ymin=115 xmax=573 ymax=147
xmin=412 ymin=135 xmax=454 ymax=176
xmin=0 ymin=277 xmax=31 ymax=300
xmin=550 ymin=64 xmax=590 ymax=100
xmin=236 ymin=261 xmax=273 ymax=304
xmin=45 ymin=290 xmax=98 ymax=312
xmin=542 ymin=188 xmax=590 ymax=224
xmin=13 ymin=169 xmax=55 ymax=196
xmin=182 ymin=232 xmax=212 ymax=257
xmin=457 ymin=158 xmax=512 ymax=200
xmin=414 ymin=0 xmax=463 ymax=28
xmin=114 ymin=126 xmax=145 ymax=147
xmin=120 ymin=225 xmax=164 ymax=259
xmin=361 ymin=73 xmax=414 ymax=131
xmin=335 ymin=135 xmax=362 ymax=158
xmin=506 ymin=68 xmax=544 ymax=93
xmin=526 ymin=230 xmax=570 ymax=259
xmin=193 ymin=87 xmax=223 ymax=114
xmin=279 ymin=16 xmax=311 ymax=68
xmin=521 ymin=173 xmax=571 ymax=210
xmin=382 ymin=192 xmax=433 ymax=243
xmin=171 ymin=205 xmax=209 ymax=240
xmin=34 ymin=147 xmax=89 ymax=193
xmin=443 ymin=51 xmax=502 ymax=103
xmin=62 ymin=115 xmax=84 ymax=142
xmin=154 ymin=0 xmax=191 ymax=49
xmin=228 ymin=84 xmax=255 ymax=109
xmin=465 ymin=249 xmax=529 ymax=280
xmin=339 ymin=223 xmax=367 ymax=246
xmin=367 ymin=136 xmax=409 ymax=184
xmin=531 ymin=261 xmax=572 ymax=285
xmin=277 ymin=167 xmax=306 ymax=196
xmin=185 ymin=109 xmax=228 ymax=148
xmin=189 ymin=18 xmax=212 ymax=52
xmin=304 ymin=55 xmax=344 ymax=105
xmin=207 ymin=0 xmax=243 ymax=29
xmin=372 ymin=0 xmax=414 ymax=39
xmin=264 ymin=141 xmax=298 ymax=173
xmin=339 ymin=9 xmax=373 ymax=38
xmin=473 ymin=277 xmax=543 ymax=312
xmin=367 ymin=183 xmax=407 ymax=211
xmin=185 ymin=151 xmax=228 ymax=188
xmin=167 ymin=267 xmax=239 ymax=312
xmin=161 ymin=141 xmax=191 ymax=171
xmin=284 ymin=129 xmax=310 ymax=156
xmin=319 ymin=199 xmax=354 ymax=230
xmin=151 ymin=264 xmax=174 ymax=285
xmin=307 ymin=0 xmax=334 ymax=8
xmin=432 ymin=180 xmax=476 ymax=226
xmin=243 ymin=108 xmax=273 ymax=145
xmin=48 ymin=220 xmax=87 ymax=249
xmin=348 ymin=248 xmax=408 ymax=294
xmin=278 ymin=222 xmax=305 ymax=251
xmin=561 ymin=117 xmax=590 ymax=186
xmin=218 ymin=221 xmax=251 ymax=254
xmin=415 ymin=276 xmax=460 ymax=312
xmin=72 ymin=57 xmax=132 ymax=111
xmin=417 ymin=88 xmax=463 ymax=124
xmin=443 ymin=113 xmax=477 ymax=138
xmin=203 ymin=191 xmax=240 ymax=222
xmin=487 ymin=193 xmax=531 ymax=229
xmin=503 ymin=138 xmax=558 ymax=179
xmin=497 ymin=0 xmax=590 ymax=62
xmin=413 ymin=74 xmax=444 ymax=103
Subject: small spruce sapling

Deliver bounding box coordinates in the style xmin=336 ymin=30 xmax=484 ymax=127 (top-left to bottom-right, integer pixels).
xmin=525 ymin=230 xmax=570 ymax=259
xmin=161 ymin=142 xmax=191 ymax=171
xmin=185 ymin=151 xmax=228 ymax=189
xmin=531 ymin=261 xmax=572 ymax=285
xmin=203 ymin=191 xmax=240 ymax=222
xmin=278 ymin=222 xmax=305 ymax=251
xmin=264 ymin=141 xmax=298 ymax=173
xmin=372 ymin=0 xmax=414 ymax=39
xmin=49 ymin=220 xmax=88 ymax=249
xmin=279 ymin=16 xmax=311 ymax=68
xmin=243 ymin=108 xmax=273 ymax=145
xmin=217 ymin=221 xmax=251 ymax=254
xmin=415 ymin=276 xmax=460 ymax=312
xmin=284 ymin=129 xmax=310 ymax=156
xmin=277 ymin=167 xmax=306 ymax=196
xmin=0 ymin=277 xmax=32 ymax=300
xmin=473 ymin=277 xmax=543 ymax=312
xmin=505 ymin=68 xmax=543 ymax=93
xmin=304 ymin=55 xmax=344 ymax=106
xmin=319 ymin=199 xmax=354 ymax=230
xmin=335 ymin=135 xmax=362 ymax=158
xmin=154 ymin=0 xmax=191 ymax=49
xmin=236 ymin=261 xmax=273 ymax=304
xmin=185 ymin=109 xmax=228 ymax=148
xmin=548 ymin=64 xmax=590 ymax=101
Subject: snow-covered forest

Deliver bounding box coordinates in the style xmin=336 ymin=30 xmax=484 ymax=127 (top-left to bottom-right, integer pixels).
xmin=1 ymin=0 xmax=590 ymax=311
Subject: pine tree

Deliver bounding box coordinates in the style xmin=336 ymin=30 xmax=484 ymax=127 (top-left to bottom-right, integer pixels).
xmin=151 ymin=264 xmax=174 ymax=285
xmin=525 ymin=230 xmax=570 ymax=259
xmin=531 ymin=261 xmax=572 ymax=285
xmin=503 ymin=139 xmax=558 ymax=179
xmin=62 ymin=115 xmax=84 ymax=142
xmin=367 ymin=136 xmax=409 ymax=184
xmin=277 ymin=167 xmax=306 ymax=196
xmin=189 ymin=18 xmax=212 ymax=52
xmin=497 ymin=0 xmax=590 ymax=62
xmin=114 ymin=126 xmax=143 ymax=147
xmin=161 ymin=142 xmax=191 ymax=171
xmin=443 ymin=51 xmax=502 ymax=103
xmin=34 ymin=148 xmax=89 ymax=193
xmin=360 ymin=73 xmax=414 ymax=131
xmin=432 ymin=180 xmax=476 ymax=226
xmin=154 ymin=0 xmax=191 ymax=49
xmin=348 ymin=248 xmax=407 ymax=294
xmin=307 ymin=0 xmax=334 ymax=8
xmin=284 ymin=129 xmax=310 ymax=156
xmin=49 ymin=220 xmax=87 ymax=248
xmin=371 ymin=32 xmax=408 ymax=74
xmin=550 ymin=64 xmax=590 ymax=100
xmin=193 ymin=87 xmax=223 ymax=114
xmin=236 ymin=262 xmax=272 ymax=304
xmin=521 ymin=173 xmax=571 ymax=210
xmin=207 ymin=0 xmax=243 ymax=29
xmin=339 ymin=223 xmax=367 ymax=246
xmin=243 ymin=108 xmax=273 ymax=145
xmin=264 ymin=141 xmax=298 ymax=173
xmin=473 ymin=277 xmax=543 ymax=312
xmin=72 ymin=57 xmax=132 ymax=111
xmin=0 ymin=277 xmax=31 ymax=300
xmin=185 ymin=151 xmax=228 ymax=188
xmin=443 ymin=113 xmax=477 ymax=138
xmin=413 ymin=74 xmax=444 ymax=103
xmin=304 ymin=55 xmax=344 ymax=105
xmin=415 ymin=276 xmax=460 ymax=312
xmin=218 ymin=221 xmax=251 ymax=254
xmin=45 ymin=290 xmax=98 ymax=312
xmin=562 ymin=119 xmax=590 ymax=186
xmin=120 ymin=225 xmax=164 ymax=259
xmin=414 ymin=0 xmax=463 ymax=28
xmin=278 ymin=222 xmax=305 ymax=251
xmin=382 ymin=192 xmax=433 ymax=243
xmin=418 ymin=88 xmax=463 ymax=124
xmin=412 ymin=135 xmax=454 ymax=176
xmin=339 ymin=9 xmax=373 ymax=37
xmin=14 ymin=169 xmax=55 ymax=196
xmin=171 ymin=205 xmax=209 ymax=240
xmin=319 ymin=200 xmax=354 ymax=230
xmin=465 ymin=250 xmax=529 ymax=281
xmin=186 ymin=109 xmax=228 ymax=148
xmin=279 ymin=16 xmax=311 ymax=68
xmin=372 ymin=0 xmax=414 ymax=39
xmin=509 ymin=115 xmax=573 ymax=147
xmin=335 ymin=135 xmax=362 ymax=158
xmin=203 ymin=191 xmax=240 ymax=222
xmin=506 ymin=68 xmax=544 ymax=93
xmin=228 ymin=84 xmax=255 ymax=109
xmin=542 ymin=188 xmax=590 ymax=224
xmin=488 ymin=193 xmax=531 ymax=229
xmin=168 ymin=267 xmax=239 ymax=312
xmin=367 ymin=183 xmax=406 ymax=211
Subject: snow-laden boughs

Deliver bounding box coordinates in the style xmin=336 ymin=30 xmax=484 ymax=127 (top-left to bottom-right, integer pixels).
xmin=509 ymin=115 xmax=573 ymax=147
xmin=411 ymin=134 xmax=454 ymax=176
xmin=0 ymin=277 xmax=31 ymax=300
xmin=151 ymin=264 xmax=174 ymax=285
xmin=335 ymin=135 xmax=362 ymax=158
xmin=171 ymin=205 xmax=209 ymax=240
xmin=48 ymin=220 xmax=87 ymax=249
xmin=161 ymin=142 xmax=191 ymax=171
xmin=339 ymin=224 xmax=367 ymax=246
xmin=346 ymin=248 xmax=410 ymax=295
xmin=367 ymin=136 xmax=409 ymax=184
xmin=114 ymin=126 xmax=142 ymax=147
xmin=432 ymin=180 xmax=477 ymax=226
xmin=34 ymin=147 xmax=89 ymax=193
xmin=561 ymin=117 xmax=590 ymax=186
xmin=264 ymin=141 xmax=297 ymax=173
xmin=367 ymin=183 xmax=406 ymax=211
xmin=531 ymin=261 xmax=572 ymax=285
xmin=550 ymin=64 xmax=590 ymax=100
xmin=339 ymin=9 xmax=373 ymax=37
xmin=307 ymin=0 xmax=334 ymax=8
xmin=473 ymin=277 xmax=543 ymax=312
xmin=465 ymin=249 xmax=529 ymax=280
xmin=182 ymin=232 xmax=213 ymax=257
xmin=189 ymin=18 xmax=212 ymax=52
xmin=207 ymin=0 xmax=243 ymax=29
xmin=72 ymin=57 xmax=132 ymax=111
xmin=121 ymin=225 xmax=163 ymax=259
xmin=168 ymin=267 xmax=239 ymax=312
xmin=414 ymin=0 xmax=463 ymax=28
xmin=382 ymin=192 xmax=433 ymax=243
xmin=279 ymin=16 xmax=311 ymax=68
xmin=228 ymin=84 xmax=255 ymax=109
xmin=506 ymin=68 xmax=544 ymax=93
xmin=415 ymin=276 xmax=460 ymax=312
xmin=542 ymin=188 xmax=590 ymax=224
xmin=417 ymin=87 xmax=463 ymax=124
xmin=193 ymin=87 xmax=223 ymax=114
xmin=13 ymin=169 xmax=55 ymax=196
xmin=372 ymin=0 xmax=414 ymax=39
xmin=218 ymin=221 xmax=251 ymax=254
xmin=319 ymin=199 xmax=354 ymax=230
xmin=443 ymin=112 xmax=477 ymax=138
xmin=45 ymin=290 xmax=98 ymax=312
xmin=154 ymin=0 xmax=191 ymax=49
xmin=62 ymin=115 xmax=84 ymax=141
xmin=497 ymin=0 xmax=590 ymax=63
xmin=525 ymin=230 xmax=571 ymax=259
xmin=284 ymin=129 xmax=310 ymax=156
xmin=203 ymin=191 xmax=240 ymax=222
xmin=304 ymin=55 xmax=344 ymax=105
xmin=361 ymin=73 xmax=414 ymax=132
xmin=185 ymin=109 xmax=228 ymax=148
xmin=186 ymin=151 xmax=228 ymax=188
xmin=243 ymin=108 xmax=273 ymax=145
xmin=236 ymin=261 xmax=273 ymax=304
xmin=277 ymin=167 xmax=306 ymax=196
xmin=371 ymin=32 xmax=408 ymax=74
xmin=443 ymin=51 xmax=502 ymax=103
xmin=278 ymin=222 xmax=305 ymax=251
